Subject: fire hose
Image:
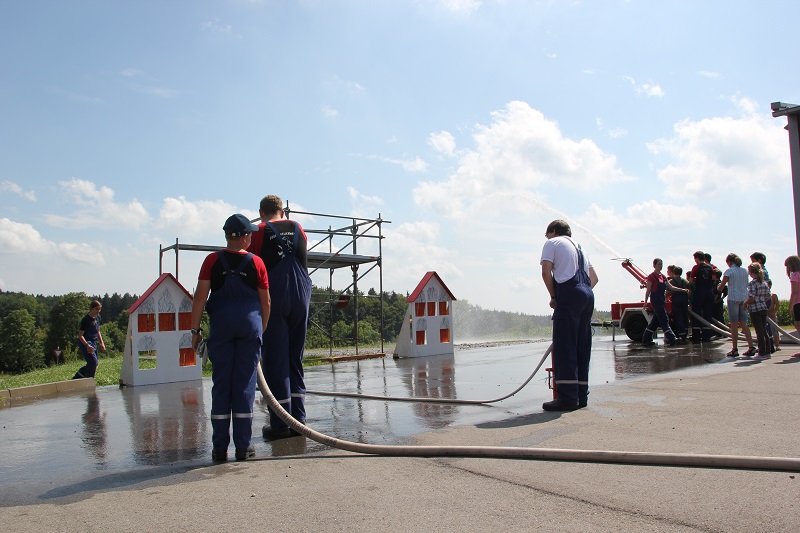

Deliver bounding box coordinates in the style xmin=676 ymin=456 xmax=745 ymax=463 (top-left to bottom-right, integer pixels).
xmin=767 ymin=317 xmax=800 ymax=345
xmin=302 ymin=344 xmax=552 ymax=405
xmin=254 ymin=349 xmax=800 ymax=472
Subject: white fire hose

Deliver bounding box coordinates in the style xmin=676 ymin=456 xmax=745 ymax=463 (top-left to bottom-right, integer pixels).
xmin=254 ymin=349 xmax=800 ymax=472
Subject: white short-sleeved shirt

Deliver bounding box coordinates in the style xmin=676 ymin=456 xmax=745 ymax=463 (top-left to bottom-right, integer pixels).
xmin=723 ymin=265 xmax=748 ymax=302
xmin=540 ymin=236 xmax=592 ymax=283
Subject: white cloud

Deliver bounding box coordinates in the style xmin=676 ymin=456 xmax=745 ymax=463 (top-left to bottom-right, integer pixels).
xmin=428 ymin=131 xmax=457 ymax=156
xmin=433 ymin=0 xmax=482 ymax=14
xmin=347 ymin=186 xmax=385 ymax=219
xmin=201 ymin=19 xmax=239 ymax=37
xmin=322 ymin=105 xmax=339 ymax=118
xmin=647 ymin=97 xmax=788 ymax=197
xmin=368 ymin=154 xmax=428 ymax=172
xmin=0 ymin=218 xmax=102 ymax=264
xmin=624 ymin=76 xmax=665 ymax=97
xmin=582 ymin=201 xmax=709 ymax=234
xmin=154 ymin=196 xmax=246 ymax=240
xmin=413 ymin=100 xmax=633 ymax=217
xmin=43 ymin=178 xmax=149 ymax=230
xmin=383 ymin=221 xmax=463 ymax=288
xmin=326 ymin=75 xmax=367 ymax=96
xmin=698 ymin=70 xmax=721 ymax=79
xmin=57 ymin=242 xmax=105 ymax=265
xmin=132 ymin=86 xmax=180 ymax=98
xmin=1 ymin=180 xmax=36 ymax=201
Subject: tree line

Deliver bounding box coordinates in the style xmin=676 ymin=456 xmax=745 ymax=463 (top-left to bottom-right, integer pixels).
xmin=0 ymin=287 xmax=559 ymax=374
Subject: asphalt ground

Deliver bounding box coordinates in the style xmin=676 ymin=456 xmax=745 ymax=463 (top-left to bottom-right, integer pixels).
xmin=0 ymin=335 xmax=798 ymax=532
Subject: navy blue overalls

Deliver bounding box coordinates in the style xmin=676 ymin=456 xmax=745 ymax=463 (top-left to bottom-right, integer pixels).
xmin=691 ymin=264 xmax=714 ymax=341
xmin=643 ymin=275 xmax=676 ymax=344
xmin=552 ymin=241 xmax=594 ymax=406
xmin=206 ymin=252 xmax=263 ymax=451
xmin=73 ymin=314 xmax=100 ymax=379
xmin=262 ymin=222 xmax=312 ymax=429
xmin=670 ymin=283 xmax=689 ymax=341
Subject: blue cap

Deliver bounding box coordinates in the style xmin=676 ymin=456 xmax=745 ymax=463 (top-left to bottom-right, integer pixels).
xmin=223 ymin=214 xmax=258 ymax=237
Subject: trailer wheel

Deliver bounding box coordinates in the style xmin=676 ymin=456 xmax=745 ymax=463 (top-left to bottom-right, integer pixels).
xmin=624 ymin=314 xmax=648 ymax=341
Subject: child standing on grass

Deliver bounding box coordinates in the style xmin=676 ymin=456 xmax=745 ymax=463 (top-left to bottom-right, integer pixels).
xmin=784 ymin=255 xmax=800 ymax=358
xmin=744 ymin=263 xmax=771 ymax=359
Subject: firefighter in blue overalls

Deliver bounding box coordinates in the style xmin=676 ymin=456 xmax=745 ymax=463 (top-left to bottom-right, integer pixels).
xmin=248 ymin=195 xmax=312 ymax=439
xmin=191 ymin=214 xmax=271 ymax=462
xmin=540 ymin=219 xmax=599 ymax=411
xmin=641 ymin=258 xmax=677 ymax=346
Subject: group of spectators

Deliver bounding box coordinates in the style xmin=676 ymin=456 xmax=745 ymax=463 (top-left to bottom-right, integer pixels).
xmin=641 ymin=250 xmax=800 ymax=361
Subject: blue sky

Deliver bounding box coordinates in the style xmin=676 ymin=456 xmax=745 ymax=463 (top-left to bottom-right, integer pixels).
xmin=1 ymin=0 xmax=798 ymax=316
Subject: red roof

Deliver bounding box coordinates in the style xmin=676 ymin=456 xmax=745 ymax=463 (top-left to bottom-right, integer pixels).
xmin=127 ymin=273 xmax=194 ymax=314
xmin=407 ymin=271 xmax=456 ymax=302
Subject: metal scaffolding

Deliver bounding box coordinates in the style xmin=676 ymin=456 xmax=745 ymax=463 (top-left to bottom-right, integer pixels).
xmin=158 ymin=205 xmax=389 ymax=357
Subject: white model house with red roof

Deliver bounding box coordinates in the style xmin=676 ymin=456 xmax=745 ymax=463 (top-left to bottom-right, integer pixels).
xmin=121 ymin=273 xmax=201 ymax=386
xmin=393 ymin=271 xmax=457 ymax=358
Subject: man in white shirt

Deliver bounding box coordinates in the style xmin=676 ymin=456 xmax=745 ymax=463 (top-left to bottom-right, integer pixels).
xmin=540 ymin=220 xmax=599 ymax=411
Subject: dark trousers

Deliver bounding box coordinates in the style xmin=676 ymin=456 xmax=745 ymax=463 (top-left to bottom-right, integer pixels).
xmin=208 ymin=307 xmax=262 ymax=451
xmin=552 ymin=280 xmax=594 ymax=405
xmin=73 ymin=342 xmax=98 ymax=379
xmin=750 ymin=310 xmax=769 ymax=356
xmin=692 ymin=291 xmax=713 ymax=341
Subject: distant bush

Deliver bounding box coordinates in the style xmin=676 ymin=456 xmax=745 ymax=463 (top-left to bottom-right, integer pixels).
xmin=0 ymin=309 xmax=44 ymax=374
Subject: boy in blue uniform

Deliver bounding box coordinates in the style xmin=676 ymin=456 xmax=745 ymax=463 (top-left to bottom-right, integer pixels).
xmin=192 ymin=214 xmax=271 ymax=462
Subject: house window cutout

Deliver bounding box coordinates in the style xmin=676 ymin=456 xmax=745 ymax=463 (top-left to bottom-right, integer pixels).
xmin=415 ymin=302 xmax=426 ymax=317
xmin=138 ymin=314 xmax=156 ymax=332
xmin=440 ymin=328 xmax=451 ymax=343
xmin=138 ymin=350 xmax=158 ymax=370
xmin=158 ymin=313 xmax=176 ymax=331
xmin=179 ymin=332 xmax=195 ymax=367
xmin=178 ymin=311 xmax=192 ymax=330
xmin=438 ymin=301 xmax=449 ymax=315
xmin=416 ymin=330 xmax=426 ymax=345
xmin=427 ymin=302 xmax=436 ymax=316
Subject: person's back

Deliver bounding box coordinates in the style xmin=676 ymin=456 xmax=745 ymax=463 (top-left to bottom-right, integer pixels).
xmin=248 ymin=195 xmax=313 ymax=439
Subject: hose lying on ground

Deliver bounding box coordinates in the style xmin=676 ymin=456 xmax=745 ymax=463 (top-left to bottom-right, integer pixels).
xmin=255 ymin=350 xmax=800 ymax=472
xmin=767 ymin=317 xmax=800 ymax=345
xmin=688 ymin=309 xmax=736 ymax=338
xmin=302 ymin=344 xmax=552 ymax=405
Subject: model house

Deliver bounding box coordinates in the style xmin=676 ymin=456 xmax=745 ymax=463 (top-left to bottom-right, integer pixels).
xmin=121 ymin=273 xmax=201 ymax=386
xmin=393 ymin=271 xmax=456 ymax=358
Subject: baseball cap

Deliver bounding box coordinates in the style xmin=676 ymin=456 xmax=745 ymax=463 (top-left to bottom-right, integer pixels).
xmin=223 ymin=214 xmax=258 ymax=237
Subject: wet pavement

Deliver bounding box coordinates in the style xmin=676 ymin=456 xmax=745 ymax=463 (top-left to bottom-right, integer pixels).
xmin=0 ymin=334 xmax=731 ymax=506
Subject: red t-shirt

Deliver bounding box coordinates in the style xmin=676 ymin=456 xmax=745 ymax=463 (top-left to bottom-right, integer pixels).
xmin=199 ymin=250 xmax=269 ymax=292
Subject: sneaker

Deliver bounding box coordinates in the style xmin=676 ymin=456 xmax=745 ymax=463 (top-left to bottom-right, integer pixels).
xmin=211 ymin=448 xmax=228 ymax=463
xmin=676 ymin=338 xmax=688 ymax=345
xmin=235 ymin=445 xmax=256 ymax=461
xmin=725 ymin=349 xmax=739 ymax=357
xmin=791 ymin=353 xmax=800 ymax=359
xmin=542 ymin=399 xmax=582 ymax=412
xmin=753 ymin=353 xmax=771 ymax=360
xmin=641 ymin=340 xmax=655 ymax=347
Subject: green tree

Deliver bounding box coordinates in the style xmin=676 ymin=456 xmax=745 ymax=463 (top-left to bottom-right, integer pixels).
xmin=100 ymin=321 xmax=126 ymax=353
xmin=45 ymin=292 xmax=90 ymax=365
xmin=0 ymin=309 xmax=44 ymax=373
xmin=0 ymin=291 xmax=47 ymax=327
